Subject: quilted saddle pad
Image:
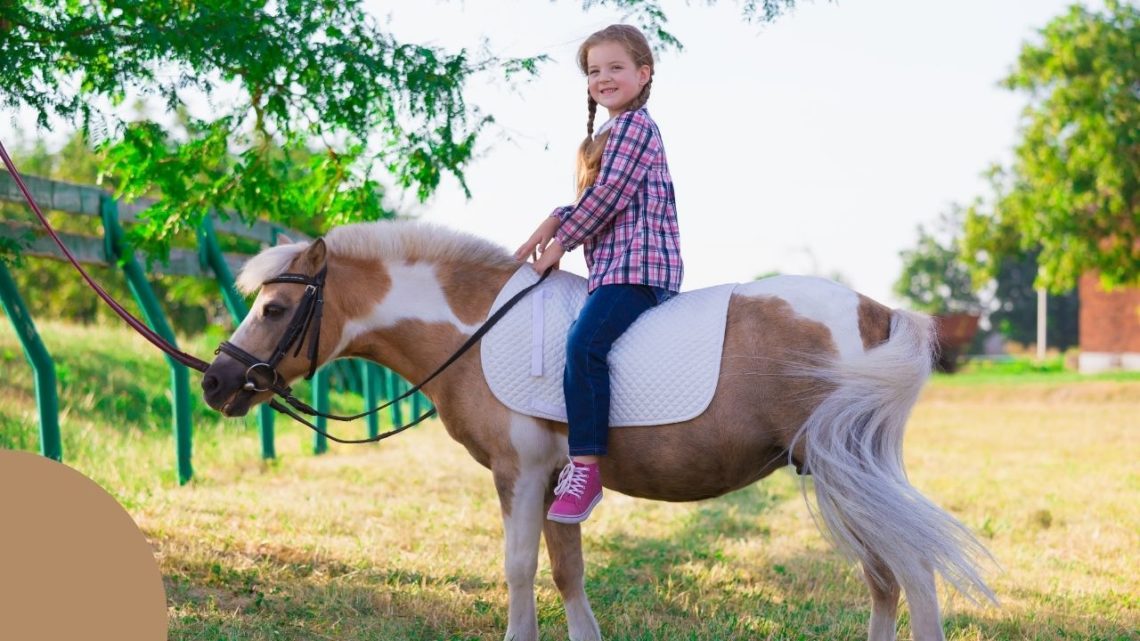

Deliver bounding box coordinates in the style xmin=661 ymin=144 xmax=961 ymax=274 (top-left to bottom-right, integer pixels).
xmin=481 ymin=266 xmax=737 ymax=426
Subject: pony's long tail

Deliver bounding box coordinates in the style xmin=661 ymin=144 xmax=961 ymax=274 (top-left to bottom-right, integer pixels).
xmin=791 ymin=309 xmax=995 ymax=606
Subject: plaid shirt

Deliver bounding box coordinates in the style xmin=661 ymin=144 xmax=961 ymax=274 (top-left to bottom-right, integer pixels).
xmin=552 ymin=108 xmax=683 ymax=293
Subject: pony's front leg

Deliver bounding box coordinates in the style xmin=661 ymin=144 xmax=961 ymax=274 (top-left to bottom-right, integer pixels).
xmin=543 ymin=506 xmax=601 ymax=640
xmin=493 ymin=463 xmax=547 ymax=641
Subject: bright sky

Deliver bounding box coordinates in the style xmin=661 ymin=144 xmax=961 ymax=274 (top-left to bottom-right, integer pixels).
xmin=2 ymin=0 xmax=1093 ymax=305
xmin=375 ymin=0 xmax=1090 ymax=305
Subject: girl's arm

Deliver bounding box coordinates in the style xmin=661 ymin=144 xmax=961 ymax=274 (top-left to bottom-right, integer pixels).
xmin=554 ymin=110 xmax=658 ymax=252
xmin=513 ymin=215 xmax=560 ymax=262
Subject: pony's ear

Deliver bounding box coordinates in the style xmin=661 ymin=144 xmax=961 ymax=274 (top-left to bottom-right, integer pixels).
xmin=276 ymin=233 xmax=295 ymax=246
xmin=299 ymin=238 xmax=327 ymax=273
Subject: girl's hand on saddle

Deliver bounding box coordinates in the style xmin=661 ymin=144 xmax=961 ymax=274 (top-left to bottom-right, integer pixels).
xmin=514 ymin=216 xmax=561 ymax=263
xmin=532 ymin=238 xmax=564 ymax=274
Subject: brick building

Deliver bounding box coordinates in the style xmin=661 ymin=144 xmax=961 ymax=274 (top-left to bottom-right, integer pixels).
xmin=1078 ymin=273 xmax=1140 ymax=373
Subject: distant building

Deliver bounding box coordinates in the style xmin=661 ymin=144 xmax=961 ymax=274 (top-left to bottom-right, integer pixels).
xmin=982 ymin=332 xmax=1007 ymax=356
xmin=1078 ymin=273 xmax=1140 ymax=373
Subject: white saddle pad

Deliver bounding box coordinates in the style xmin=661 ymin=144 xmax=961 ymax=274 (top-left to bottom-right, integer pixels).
xmin=481 ymin=266 xmax=737 ymax=426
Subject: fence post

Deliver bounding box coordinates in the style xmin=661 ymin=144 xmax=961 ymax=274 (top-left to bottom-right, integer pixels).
xmin=340 ymin=358 xmax=361 ymax=394
xmin=101 ymin=195 xmax=193 ymax=485
xmin=362 ymin=361 xmax=380 ymax=439
xmin=312 ymin=367 xmax=330 ymax=454
xmin=0 ymin=261 xmax=61 ymax=461
xmin=388 ymin=372 xmax=404 ymax=427
xmin=412 ymin=388 xmax=424 ymax=419
xmin=197 ymin=216 xmax=275 ymax=460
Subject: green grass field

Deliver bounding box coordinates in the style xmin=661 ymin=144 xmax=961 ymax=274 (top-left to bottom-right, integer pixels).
xmin=2 ymin=320 xmax=1138 ymax=640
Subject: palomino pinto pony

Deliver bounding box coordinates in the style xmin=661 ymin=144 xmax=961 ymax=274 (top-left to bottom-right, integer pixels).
xmin=201 ymin=221 xmax=993 ymax=641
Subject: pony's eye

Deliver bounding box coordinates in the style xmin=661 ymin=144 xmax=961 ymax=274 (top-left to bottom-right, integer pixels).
xmin=262 ymin=304 xmax=287 ymax=319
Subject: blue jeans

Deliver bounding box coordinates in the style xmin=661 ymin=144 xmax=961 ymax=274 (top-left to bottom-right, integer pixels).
xmin=565 ymin=284 xmax=674 ymax=456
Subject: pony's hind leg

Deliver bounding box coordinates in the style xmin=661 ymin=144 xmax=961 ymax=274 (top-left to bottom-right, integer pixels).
xmin=862 ymin=557 xmax=900 ymax=641
xmin=795 ymin=310 xmax=992 ymax=641
xmin=901 ymin=564 xmax=945 ymax=641
xmin=542 ymin=504 xmax=602 ymax=640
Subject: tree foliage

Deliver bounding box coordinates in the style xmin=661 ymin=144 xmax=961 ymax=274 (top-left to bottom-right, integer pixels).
xmin=2 ymin=0 xmax=809 ymax=259
xmin=1 ymin=0 xmax=528 ymax=255
xmin=582 ymin=0 xmax=803 ymax=50
xmin=962 ymin=0 xmax=1140 ymax=293
xmin=894 ymin=209 xmax=1078 ymax=351
xmin=894 ymin=208 xmax=980 ymax=315
xmin=2 ymin=0 xmax=813 ymax=335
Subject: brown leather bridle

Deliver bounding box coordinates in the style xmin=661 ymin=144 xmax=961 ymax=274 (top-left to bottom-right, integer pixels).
xmin=216 ymin=266 xmax=329 ymax=390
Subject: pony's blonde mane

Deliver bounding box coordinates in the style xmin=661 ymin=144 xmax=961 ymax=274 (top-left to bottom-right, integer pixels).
xmin=236 ymin=220 xmax=517 ymax=294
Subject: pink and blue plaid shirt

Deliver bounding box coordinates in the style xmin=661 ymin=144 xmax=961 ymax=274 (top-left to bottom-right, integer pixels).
xmin=552 ymin=108 xmax=683 ymax=293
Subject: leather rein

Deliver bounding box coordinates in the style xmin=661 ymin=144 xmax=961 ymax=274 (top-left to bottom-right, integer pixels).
xmin=1 ymin=138 xmax=549 ymax=444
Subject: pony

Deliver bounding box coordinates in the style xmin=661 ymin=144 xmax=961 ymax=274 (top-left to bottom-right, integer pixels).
xmin=201 ymin=220 xmax=993 ymax=641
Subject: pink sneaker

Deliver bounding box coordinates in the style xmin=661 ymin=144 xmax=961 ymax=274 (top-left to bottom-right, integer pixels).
xmin=547 ymin=459 xmax=603 ymax=524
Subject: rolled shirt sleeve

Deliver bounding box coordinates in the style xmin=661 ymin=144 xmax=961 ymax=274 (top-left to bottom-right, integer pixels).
xmin=550 ymin=205 xmax=572 ymax=220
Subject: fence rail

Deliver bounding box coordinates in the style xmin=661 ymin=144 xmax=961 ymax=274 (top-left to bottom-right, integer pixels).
xmin=1 ymin=219 xmax=246 ymax=277
xmin=2 ymin=173 xmax=308 ymax=243
xmin=1 ymin=171 xmax=426 ymax=484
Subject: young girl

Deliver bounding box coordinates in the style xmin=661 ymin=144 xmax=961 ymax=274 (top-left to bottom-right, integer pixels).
xmin=513 ymin=24 xmax=683 ymax=524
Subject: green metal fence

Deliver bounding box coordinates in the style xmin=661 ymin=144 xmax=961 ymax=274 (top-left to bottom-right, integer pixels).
xmin=0 ymin=172 xmax=430 ymax=484
xmin=0 ymin=260 xmax=60 ymax=461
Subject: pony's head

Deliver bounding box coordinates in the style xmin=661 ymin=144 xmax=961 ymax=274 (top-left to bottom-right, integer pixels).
xmin=202 ymin=236 xmax=338 ymax=417
xmin=201 ymin=220 xmax=520 ymax=417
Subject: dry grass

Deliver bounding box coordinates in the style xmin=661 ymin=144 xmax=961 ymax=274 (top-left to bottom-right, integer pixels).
xmin=1 ymin=320 xmax=1138 ymax=639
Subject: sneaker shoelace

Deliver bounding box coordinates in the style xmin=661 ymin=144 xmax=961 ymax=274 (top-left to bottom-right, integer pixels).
xmin=553 ymin=460 xmax=589 ymax=499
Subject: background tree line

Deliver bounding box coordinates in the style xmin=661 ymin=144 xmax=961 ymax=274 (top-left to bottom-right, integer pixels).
xmin=894 ymin=1 xmax=1137 ymax=352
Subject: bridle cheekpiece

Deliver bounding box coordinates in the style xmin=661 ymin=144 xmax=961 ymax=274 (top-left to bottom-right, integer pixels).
xmin=216 ymin=264 xmax=328 ymax=396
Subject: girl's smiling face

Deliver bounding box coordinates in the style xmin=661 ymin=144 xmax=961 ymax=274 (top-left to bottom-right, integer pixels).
xmin=586 ymin=41 xmax=650 ymax=118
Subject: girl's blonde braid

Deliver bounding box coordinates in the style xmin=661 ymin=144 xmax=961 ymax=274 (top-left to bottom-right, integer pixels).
xmin=585 ymin=92 xmax=598 ymax=137
xmin=626 ymin=76 xmax=653 ymax=113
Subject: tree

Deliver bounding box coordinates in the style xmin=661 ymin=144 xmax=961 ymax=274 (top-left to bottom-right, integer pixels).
xmin=1 ymin=0 xmax=807 ymax=258
xmin=989 ymin=250 xmax=1079 ymax=351
xmin=962 ymin=0 xmax=1140 ymax=293
xmin=1 ymin=0 xmax=500 ymax=257
xmin=895 ymin=208 xmax=1079 ymax=356
xmin=894 ymin=207 xmax=980 ymax=315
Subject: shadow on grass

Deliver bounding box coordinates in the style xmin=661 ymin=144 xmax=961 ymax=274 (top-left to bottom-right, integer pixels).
xmin=590 ymin=480 xmax=794 ymax=589
xmin=580 ymin=480 xmax=877 ymax=638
